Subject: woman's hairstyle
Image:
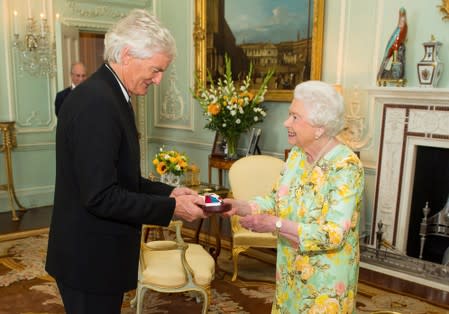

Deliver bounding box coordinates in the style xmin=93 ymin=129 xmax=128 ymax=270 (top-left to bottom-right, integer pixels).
xmin=104 ymin=9 xmax=176 ymax=63
xmin=293 ymin=80 xmax=345 ymax=136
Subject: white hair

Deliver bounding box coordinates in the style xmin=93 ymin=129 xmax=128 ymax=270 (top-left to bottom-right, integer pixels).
xmin=293 ymin=80 xmax=345 ymax=136
xmin=104 ymin=9 xmax=176 ymax=63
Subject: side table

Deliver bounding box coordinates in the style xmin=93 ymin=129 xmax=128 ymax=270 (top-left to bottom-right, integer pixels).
xmin=186 ymin=182 xmax=230 ymax=261
xmin=208 ymin=155 xmax=237 ymax=186
xmin=0 ymin=121 xmax=26 ymax=221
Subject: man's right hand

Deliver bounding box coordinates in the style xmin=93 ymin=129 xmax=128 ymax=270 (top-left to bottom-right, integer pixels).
xmin=173 ymin=194 xmax=207 ymax=222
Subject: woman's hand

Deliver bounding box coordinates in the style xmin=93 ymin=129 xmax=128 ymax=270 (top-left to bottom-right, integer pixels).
xmin=239 ymin=214 xmax=276 ymax=233
xmin=222 ymin=198 xmax=252 ymax=217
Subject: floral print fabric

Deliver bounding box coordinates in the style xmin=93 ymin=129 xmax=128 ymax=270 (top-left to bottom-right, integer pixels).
xmin=252 ymin=145 xmax=364 ymax=313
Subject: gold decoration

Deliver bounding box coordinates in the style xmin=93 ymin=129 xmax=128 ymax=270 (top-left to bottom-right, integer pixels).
xmin=438 ymin=0 xmax=449 ymax=20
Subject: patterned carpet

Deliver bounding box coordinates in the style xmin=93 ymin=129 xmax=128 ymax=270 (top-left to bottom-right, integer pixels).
xmin=0 ymin=232 xmax=447 ymax=314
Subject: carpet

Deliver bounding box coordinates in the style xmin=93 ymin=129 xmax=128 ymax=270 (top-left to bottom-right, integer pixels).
xmin=0 ymin=232 xmax=447 ymax=314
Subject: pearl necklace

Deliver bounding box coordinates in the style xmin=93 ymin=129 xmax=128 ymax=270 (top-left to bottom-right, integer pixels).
xmin=305 ymin=137 xmax=334 ymax=172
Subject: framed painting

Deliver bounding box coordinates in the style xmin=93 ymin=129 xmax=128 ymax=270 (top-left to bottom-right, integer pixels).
xmin=211 ymin=132 xmax=227 ymax=157
xmin=245 ymin=127 xmax=262 ymax=156
xmin=193 ymin=0 xmax=325 ymax=102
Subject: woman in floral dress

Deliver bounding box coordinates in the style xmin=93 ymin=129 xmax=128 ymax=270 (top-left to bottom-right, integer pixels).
xmin=224 ymin=80 xmax=364 ymax=313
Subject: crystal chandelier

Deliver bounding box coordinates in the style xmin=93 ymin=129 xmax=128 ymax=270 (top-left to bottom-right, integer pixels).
xmin=11 ymin=2 xmax=57 ymax=77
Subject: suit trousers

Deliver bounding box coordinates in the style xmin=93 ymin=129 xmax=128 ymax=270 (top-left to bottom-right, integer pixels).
xmin=56 ymin=280 xmax=124 ymax=314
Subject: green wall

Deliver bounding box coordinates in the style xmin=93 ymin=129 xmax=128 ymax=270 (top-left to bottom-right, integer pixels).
xmin=1 ymin=0 xmax=448 ymax=228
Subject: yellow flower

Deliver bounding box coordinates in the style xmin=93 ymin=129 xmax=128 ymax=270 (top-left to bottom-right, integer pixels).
xmin=324 ymin=222 xmax=343 ymax=245
xmin=309 ymin=295 xmax=340 ymax=314
xmin=156 ymin=162 xmax=167 ymax=175
xmin=276 ymin=291 xmax=289 ymax=307
xmin=153 ymin=147 xmax=189 ymax=177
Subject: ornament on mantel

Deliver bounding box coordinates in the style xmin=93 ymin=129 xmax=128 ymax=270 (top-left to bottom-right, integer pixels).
xmin=376 ymin=7 xmax=408 ymax=87
xmin=417 ymin=35 xmax=443 ymax=88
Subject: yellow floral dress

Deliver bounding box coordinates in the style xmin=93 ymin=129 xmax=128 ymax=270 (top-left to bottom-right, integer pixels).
xmin=252 ymin=145 xmax=364 ymax=314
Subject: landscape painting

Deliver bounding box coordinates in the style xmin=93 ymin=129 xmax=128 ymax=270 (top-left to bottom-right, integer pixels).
xmin=195 ymin=0 xmax=324 ymax=101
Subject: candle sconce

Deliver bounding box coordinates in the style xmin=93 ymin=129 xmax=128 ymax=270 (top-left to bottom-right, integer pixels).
xmin=11 ymin=1 xmax=57 ymax=77
xmin=0 ymin=121 xmax=26 ymax=221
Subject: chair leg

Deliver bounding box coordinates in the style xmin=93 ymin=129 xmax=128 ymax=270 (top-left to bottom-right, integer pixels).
xmin=231 ymin=246 xmax=247 ymax=281
xmin=135 ymin=285 xmax=147 ymax=314
xmin=200 ymin=287 xmax=210 ymax=314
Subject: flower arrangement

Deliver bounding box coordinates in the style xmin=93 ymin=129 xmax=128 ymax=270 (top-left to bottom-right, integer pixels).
xmin=192 ymin=55 xmax=275 ymax=142
xmin=152 ymin=147 xmax=189 ymax=176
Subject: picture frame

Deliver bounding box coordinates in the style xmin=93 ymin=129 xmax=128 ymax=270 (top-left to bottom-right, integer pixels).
xmin=193 ymin=0 xmax=325 ymax=102
xmin=211 ymin=132 xmax=227 ymax=157
xmin=246 ymin=128 xmax=262 ymax=156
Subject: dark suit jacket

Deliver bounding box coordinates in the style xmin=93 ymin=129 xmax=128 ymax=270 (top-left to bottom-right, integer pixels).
xmin=46 ymin=64 xmax=176 ymax=294
xmin=54 ymin=86 xmax=72 ymax=117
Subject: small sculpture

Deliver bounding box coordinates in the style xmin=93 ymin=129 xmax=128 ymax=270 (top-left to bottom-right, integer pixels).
xmin=377 ymin=7 xmax=408 ymax=86
xmin=417 ymin=35 xmax=443 ymax=87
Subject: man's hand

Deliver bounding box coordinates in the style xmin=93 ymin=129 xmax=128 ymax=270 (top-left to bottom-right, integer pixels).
xmin=173 ymin=194 xmax=207 ymax=222
xmin=170 ymin=187 xmax=198 ymax=197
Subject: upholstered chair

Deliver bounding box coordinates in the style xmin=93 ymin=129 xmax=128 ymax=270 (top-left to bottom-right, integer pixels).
xmin=228 ymin=155 xmax=284 ymax=281
xmin=135 ymin=221 xmax=215 ymax=314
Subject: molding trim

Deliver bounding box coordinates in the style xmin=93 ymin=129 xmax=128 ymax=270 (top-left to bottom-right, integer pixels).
xmin=336 ymin=0 xmax=346 ymax=85
xmin=0 ymin=228 xmax=49 ymax=242
xmin=13 ymin=142 xmax=55 ymax=152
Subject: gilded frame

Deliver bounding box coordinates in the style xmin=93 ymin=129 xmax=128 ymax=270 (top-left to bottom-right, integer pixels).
xmin=193 ymin=0 xmax=325 ymax=102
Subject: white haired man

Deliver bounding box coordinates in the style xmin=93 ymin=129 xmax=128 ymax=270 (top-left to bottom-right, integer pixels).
xmin=46 ymin=10 xmax=206 ymax=314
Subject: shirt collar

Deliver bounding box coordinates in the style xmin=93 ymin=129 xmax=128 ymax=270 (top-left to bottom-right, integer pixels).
xmin=105 ymin=63 xmax=130 ymax=103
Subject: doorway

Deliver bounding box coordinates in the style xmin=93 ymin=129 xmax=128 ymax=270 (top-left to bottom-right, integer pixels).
xmin=79 ymin=32 xmax=105 ymax=76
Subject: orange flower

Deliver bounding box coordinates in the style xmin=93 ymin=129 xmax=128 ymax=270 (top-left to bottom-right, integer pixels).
xmin=207 ymin=103 xmax=220 ymax=115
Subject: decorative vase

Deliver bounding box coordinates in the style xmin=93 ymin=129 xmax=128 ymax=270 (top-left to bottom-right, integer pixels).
xmin=224 ymin=134 xmax=240 ymax=160
xmin=417 ymin=36 xmax=443 ymax=88
xmin=160 ymin=172 xmax=182 ymax=187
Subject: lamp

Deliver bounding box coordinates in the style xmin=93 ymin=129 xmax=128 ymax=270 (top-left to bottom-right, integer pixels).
xmin=11 ymin=1 xmax=57 ymax=77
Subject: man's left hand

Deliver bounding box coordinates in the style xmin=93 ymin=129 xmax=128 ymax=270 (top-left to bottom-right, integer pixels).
xmin=170 ymin=187 xmax=198 ymax=197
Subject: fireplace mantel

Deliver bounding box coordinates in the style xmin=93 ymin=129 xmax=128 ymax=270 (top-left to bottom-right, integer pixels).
xmin=361 ymin=87 xmax=449 ymax=291
xmin=367 ymin=87 xmax=449 ymax=104
xmin=368 ymin=87 xmax=449 ymax=250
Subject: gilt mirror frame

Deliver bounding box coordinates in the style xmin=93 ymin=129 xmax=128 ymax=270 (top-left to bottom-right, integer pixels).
xmin=193 ymin=0 xmax=325 ymax=102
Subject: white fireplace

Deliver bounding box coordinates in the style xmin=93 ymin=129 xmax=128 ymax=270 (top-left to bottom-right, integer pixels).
xmin=368 ymin=87 xmax=449 ymax=253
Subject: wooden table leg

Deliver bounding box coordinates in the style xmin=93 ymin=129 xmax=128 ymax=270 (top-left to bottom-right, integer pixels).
xmin=208 ymin=214 xmax=222 ymax=261
xmin=194 ymin=219 xmax=204 ymax=243
xmin=218 ymin=169 xmax=223 ymax=186
xmin=208 ymin=164 xmax=212 ymax=185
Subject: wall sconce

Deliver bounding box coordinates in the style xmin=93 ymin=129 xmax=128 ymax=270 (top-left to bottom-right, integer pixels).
xmin=11 ymin=0 xmax=57 ymax=77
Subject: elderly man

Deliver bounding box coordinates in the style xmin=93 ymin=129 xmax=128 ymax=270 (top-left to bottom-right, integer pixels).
xmin=54 ymin=62 xmax=87 ymax=116
xmin=45 ymin=9 xmax=206 ymax=314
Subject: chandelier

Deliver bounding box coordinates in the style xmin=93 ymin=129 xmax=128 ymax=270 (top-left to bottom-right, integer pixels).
xmin=12 ymin=2 xmax=57 ymax=77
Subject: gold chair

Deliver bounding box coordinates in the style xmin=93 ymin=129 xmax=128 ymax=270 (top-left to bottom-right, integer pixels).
xmin=135 ymin=221 xmax=215 ymax=314
xmin=228 ymin=155 xmax=284 ymax=281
